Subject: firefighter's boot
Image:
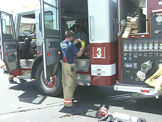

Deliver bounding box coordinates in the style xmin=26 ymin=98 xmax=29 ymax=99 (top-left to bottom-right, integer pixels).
xmin=19 ymin=79 xmax=27 ymax=83
xmin=8 ymin=74 xmax=17 ymax=84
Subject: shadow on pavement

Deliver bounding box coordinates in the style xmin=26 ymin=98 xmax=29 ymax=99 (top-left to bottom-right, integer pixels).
xmin=8 ymin=81 xmax=162 ymax=117
xmin=60 ymin=86 xmax=162 ymax=118
xmin=9 ymin=81 xmax=47 ymax=105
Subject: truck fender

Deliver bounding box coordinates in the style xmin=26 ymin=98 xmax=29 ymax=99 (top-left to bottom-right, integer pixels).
xmin=31 ymin=55 xmax=43 ymax=79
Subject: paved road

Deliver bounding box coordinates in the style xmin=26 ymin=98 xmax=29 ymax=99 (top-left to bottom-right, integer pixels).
xmin=0 ymin=60 xmax=162 ymax=122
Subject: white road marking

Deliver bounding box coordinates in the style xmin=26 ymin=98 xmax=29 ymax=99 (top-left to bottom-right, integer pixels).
xmin=32 ymin=94 xmax=44 ymax=104
xmin=0 ymin=114 xmax=15 ymax=120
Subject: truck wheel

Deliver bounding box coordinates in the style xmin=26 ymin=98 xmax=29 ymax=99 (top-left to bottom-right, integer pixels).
xmin=35 ymin=63 xmax=62 ymax=96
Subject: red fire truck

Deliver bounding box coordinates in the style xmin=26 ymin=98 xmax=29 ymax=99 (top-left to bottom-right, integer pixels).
xmin=0 ymin=0 xmax=162 ymax=97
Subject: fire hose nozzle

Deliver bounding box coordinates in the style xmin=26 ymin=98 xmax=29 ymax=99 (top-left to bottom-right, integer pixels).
xmin=136 ymin=71 xmax=146 ymax=81
xmin=136 ymin=60 xmax=153 ymax=81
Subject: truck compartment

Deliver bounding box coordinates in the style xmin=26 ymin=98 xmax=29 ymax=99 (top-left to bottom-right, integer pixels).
xmin=61 ymin=0 xmax=90 ymax=72
xmin=118 ymin=0 xmax=148 ymax=34
xmin=60 ymin=0 xmax=91 ymax=85
xmin=119 ymin=0 xmax=162 ymax=86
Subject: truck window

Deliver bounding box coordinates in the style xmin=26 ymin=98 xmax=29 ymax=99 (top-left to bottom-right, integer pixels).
xmin=44 ymin=1 xmax=59 ymax=31
xmin=44 ymin=11 xmax=55 ymax=30
xmin=1 ymin=13 xmax=13 ymax=36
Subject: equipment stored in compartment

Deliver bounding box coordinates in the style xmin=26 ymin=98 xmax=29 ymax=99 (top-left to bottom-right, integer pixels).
xmin=118 ymin=0 xmax=148 ymax=35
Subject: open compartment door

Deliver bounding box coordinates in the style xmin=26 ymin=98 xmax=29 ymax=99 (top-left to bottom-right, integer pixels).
xmin=40 ymin=0 xmax=61 ymax=80
xmin=0 ymin=11 xmax=18 ymax=73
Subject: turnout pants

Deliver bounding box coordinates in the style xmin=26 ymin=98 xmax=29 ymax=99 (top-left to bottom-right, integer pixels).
xmin=62 ymin=63 xmax=78 ymax=107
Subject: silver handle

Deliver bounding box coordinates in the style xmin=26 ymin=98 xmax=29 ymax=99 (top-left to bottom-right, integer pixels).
xmin=89 ymin=15 xmax=94 ymax=41
xmin=40 ymin=0 xmax=47 ymax=80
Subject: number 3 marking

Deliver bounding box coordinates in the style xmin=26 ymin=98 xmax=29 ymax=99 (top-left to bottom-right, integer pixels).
xmin=97 ymin=47 xmax=102 ymax=58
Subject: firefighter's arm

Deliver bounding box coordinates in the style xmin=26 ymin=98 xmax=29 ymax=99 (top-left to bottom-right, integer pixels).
xmin=76 ymin=47 xmax=84 ymax=57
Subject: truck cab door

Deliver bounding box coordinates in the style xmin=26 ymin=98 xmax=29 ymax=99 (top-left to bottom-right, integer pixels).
xmin=40 ymin=0 xmax=61 ymax=80
xmin=0 ymin=11 xmax=18 ymax=73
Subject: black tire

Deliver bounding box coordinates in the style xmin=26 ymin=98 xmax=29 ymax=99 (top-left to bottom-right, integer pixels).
xmin=35 ymin=63 xmax=62 ymax=96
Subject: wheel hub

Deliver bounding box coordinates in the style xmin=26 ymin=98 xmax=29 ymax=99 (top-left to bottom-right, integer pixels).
xmin=41 ymin=72 xmax=56 ymax=88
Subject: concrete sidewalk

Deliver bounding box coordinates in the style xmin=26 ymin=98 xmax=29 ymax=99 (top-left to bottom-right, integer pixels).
xmin=0 ymin=59 xmax=4 ymax=65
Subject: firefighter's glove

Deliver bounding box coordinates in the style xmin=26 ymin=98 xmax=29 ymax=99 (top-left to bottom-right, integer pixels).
xmin=73 ymin=38 xmax=81 ymax=45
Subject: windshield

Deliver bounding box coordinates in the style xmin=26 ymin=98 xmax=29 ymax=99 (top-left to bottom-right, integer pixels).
xmin=19 ymin=17 xmax=35 ymax=36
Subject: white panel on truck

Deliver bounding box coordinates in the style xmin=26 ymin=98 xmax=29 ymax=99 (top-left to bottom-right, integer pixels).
xmin=88 ymin=0 xmax=117 ymax=43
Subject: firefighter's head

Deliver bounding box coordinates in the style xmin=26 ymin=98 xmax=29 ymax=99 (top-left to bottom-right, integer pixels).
xmin=65 ymin=30 xmax=74 ymax=42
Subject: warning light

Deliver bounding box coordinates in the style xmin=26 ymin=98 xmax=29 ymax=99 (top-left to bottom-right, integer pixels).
xmin=47 ymin=53 xmax=50 ymax=56
xmin=37 ymin=51 xmax=41 ymax=54
xmin=58 ymin=51 xmax=61 ymax=55
xmin=142 ymin=90 xmax=149 ymax=93
xmin=5 ymin=53 xmax=8 ymax=56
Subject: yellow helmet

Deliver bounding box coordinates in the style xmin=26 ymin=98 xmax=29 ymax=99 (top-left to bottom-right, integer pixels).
xmin=80 ymin=40 xmax=86 ymax=48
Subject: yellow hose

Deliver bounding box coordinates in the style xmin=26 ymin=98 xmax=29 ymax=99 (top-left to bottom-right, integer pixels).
xmin=145 ymin=65 xmax=162 ymax=92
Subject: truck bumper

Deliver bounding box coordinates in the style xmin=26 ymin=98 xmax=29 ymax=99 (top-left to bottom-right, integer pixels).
xmin=114 ymin=84 xmax=155 ymax=95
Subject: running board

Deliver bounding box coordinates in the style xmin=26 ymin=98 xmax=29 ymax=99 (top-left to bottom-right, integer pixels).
xmin=114 ymin=84 xmax=155 ymax=95
xmin=77 ymin=74 xmax=91 ymax=86
xmin=78 ymin=82 xmax=91 ymax=86
xmin=17 ymin=75 xmax=30 ymax=79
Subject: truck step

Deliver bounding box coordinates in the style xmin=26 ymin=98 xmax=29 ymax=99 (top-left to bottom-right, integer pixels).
xmin=17 ymin=75 xmax=30 ymax=79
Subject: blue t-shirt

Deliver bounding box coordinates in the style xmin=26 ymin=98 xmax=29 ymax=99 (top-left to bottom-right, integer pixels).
xmin=60 ymin=40 xmax=79 ymax=64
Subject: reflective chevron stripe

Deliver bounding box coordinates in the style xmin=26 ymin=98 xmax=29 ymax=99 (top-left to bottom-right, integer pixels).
xmin=64 ymin=99 xmax=72 ymax=104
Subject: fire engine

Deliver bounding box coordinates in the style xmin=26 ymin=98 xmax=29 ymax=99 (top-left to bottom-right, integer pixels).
xmin=0 ymin=0 xmax=162 ymax=97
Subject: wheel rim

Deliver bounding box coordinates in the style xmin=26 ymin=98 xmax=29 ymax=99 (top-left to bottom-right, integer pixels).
xmin=40 ymin=72 xmax=56 ymax=89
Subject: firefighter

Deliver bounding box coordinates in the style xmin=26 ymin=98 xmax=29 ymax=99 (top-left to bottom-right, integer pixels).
xmin=60 ymin=30 xmax=84 ymax=108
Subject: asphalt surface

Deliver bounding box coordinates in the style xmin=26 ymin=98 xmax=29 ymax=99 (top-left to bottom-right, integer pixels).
xmin=0 ymin=60 xmax=162 ymax=122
